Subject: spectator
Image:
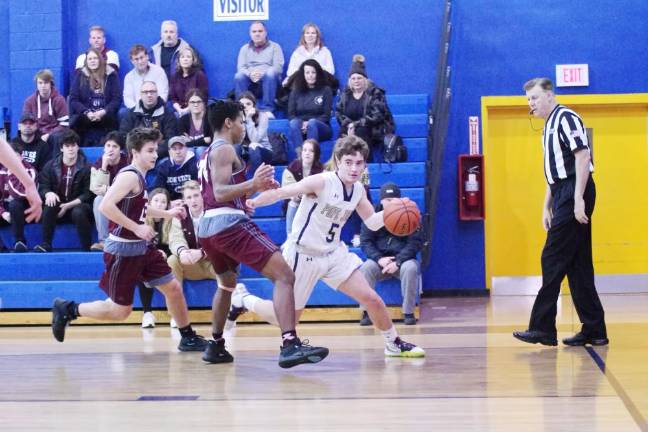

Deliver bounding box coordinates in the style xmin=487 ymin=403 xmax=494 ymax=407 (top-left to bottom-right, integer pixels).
xmin=75 ymin=25 xmax=120 ymax=71
xmin=123 ymin=44 xmax=169 ymax=110
xmin=335 ymin=55 xmax=393 ymax=162
xmin=169 ymin=46 xmax=209 ymax=117
xmin=151 ymin=136 xmax=197 ymax=206
xmin=12 ymin=113 xmax=51 ymax=173
xmin=281 ymin=139 xmax=323 ymax=235
xmin=89 ymin=131 xmax=128 ymax=251
xmin=0 ymin=144 xmax=37 ymax=252
xmin=284 ymin=23 xmax=335 ymax=86
xmin=237 ymin=91 xmax=273 ymax=173
xmin=34 ymin=130 xmax=93 ymax=252
xmin=69 ymin=48 xmax=121 ymax=147
xmin=234 ymin=21 xmax=284 ymax=111
xmin=167 ymin=180 xmax=217 ymax=325
xmin=22 ymin=69 xmax=69 ymax=148
xmin=287 ymin=59 xmax=333 ymax=161
xmin=178 ymin=89 xmax=212 ymax=150
xmin=359 ymin=182 xmax=423 ymax=326
xmin=120 ymin=81 xmax=178 ymax=160
xmin=139 ymin=187 xmax=172 ymax=328
xmin=150 ymin=20 xmax=199 ymax=79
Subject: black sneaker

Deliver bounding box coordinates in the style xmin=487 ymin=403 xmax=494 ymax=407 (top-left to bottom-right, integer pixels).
xmin=202 ymin=338 xmax=234 ymax=363
xmin=278 ymin=338 xmax=329 ymax=369
xmin=178 ymin=333 xmax=208 ymax=352
xmin=562 ymin=332 xmax=609 ymax=346
xmin=359 ymin=311 xmax=372 ymax=326
xmin=52 ymin=298 xmax=77 ymax=342
xmin=403 ymin=313 xmax=417 ymax=325
xmin=34 ymin=243 xmax=52 ymax=253
xmin=14 ymin=241 xmax=28 ymax=253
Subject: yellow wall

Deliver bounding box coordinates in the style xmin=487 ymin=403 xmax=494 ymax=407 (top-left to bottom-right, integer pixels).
xmin=482 ymin=94 xmax=648 ymax=289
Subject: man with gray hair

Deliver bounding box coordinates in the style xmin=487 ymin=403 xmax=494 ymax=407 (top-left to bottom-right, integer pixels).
xmin=150 ymin=20 xmax=200 ymax=79
xmin=234 ymin=21 xmax=284 ymax=111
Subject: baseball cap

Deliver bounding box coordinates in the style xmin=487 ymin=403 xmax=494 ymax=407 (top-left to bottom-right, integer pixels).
xmin=19 ymin=112 xmax=37 ymax=123
xmin=168 ymin=136 xmax=190 ymax=147
xmin=380 ymin=182 xmax=401 ymax=200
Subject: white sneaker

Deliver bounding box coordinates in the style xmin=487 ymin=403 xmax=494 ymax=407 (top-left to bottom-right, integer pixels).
xmin=231 ymin=283 xmax=250 ymax=309
xmin=169 ymin=317 xmax=177 ymax=328
xmin=141 ymin=312 xmax=156 ymax=328
xmin=384 ymin=337 xmax=425 ymax=358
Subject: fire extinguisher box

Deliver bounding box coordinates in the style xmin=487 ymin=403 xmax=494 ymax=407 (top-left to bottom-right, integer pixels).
xmin=458 ymin=154 xmax=484 ymax=220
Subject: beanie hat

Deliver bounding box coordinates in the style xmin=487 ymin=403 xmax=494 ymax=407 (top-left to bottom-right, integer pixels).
xmin=349 ymin=54 xmax=367 ymax=78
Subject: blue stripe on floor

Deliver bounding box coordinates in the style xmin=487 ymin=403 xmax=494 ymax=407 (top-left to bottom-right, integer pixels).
xmin=138 ymin=396 xmax=199 ymax=401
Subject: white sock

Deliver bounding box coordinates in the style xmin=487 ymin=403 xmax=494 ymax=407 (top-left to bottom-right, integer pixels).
xmin=381 ymin=325 xmax=399 ymax=345
xmin=242 ymin=293 xmax=260 ymax=312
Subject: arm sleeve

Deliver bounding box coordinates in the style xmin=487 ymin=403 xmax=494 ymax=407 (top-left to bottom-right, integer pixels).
xmin=287 ymin=91 xmax=297 ymax=119
xmin=561 ymin=112 xmax=589 ymax=152
xmin=197 ymin=71 xmax=209 ymax=98
xmin=38 ymin=161 xmax=54 ymax=198
xmin=123 ymin=74 xmax=136 ymax=109
xmin=157 ymin=68 xmax=170 ymax=102
xmin=76 ymin=166 xmax=94 ymax=204
xmin=68 ymin=73 xmax=87 ymax=115
xmin=359 ymin=90 xmax=387 ymax=128
xmin=335 ymin=94 xmax=352 ymax=130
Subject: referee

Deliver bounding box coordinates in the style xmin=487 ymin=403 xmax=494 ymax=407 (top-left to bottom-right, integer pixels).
xmin=513 ymin=77 xmax=608 ymax=347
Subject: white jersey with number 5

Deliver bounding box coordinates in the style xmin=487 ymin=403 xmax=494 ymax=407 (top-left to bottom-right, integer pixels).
xmin=287 ymin=171 xmax=364 ymax=255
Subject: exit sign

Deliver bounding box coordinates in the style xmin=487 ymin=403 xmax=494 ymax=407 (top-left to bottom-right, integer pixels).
xmin=556 ymin=64 xmax=589 ymax=87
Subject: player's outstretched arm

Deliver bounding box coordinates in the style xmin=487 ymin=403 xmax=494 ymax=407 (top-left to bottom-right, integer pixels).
xmin=147 ymin=205 xmax=186 ymax=220
xmin=247 ymin=174 xmax=325 ymax=209
xmin=0 ymin=138 xmax=42 ymax=222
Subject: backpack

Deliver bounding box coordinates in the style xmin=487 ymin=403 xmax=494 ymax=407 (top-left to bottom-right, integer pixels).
xmin=268 ymin=132 xmax=288 ymax=165
xmin=382 ymin=133 xmax=407 ymax=163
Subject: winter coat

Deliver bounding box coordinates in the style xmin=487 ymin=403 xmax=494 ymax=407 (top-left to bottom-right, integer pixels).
xmin=38 ymin=152 xmax=93 ymax=204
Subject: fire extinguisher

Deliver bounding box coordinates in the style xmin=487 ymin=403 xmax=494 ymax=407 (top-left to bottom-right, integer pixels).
xmin=465 ymin=167 xmax=480 ymax=207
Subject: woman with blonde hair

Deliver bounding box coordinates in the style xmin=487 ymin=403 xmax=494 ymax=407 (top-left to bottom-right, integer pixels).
xmin=169 ymin=46 xmax=209 ymax=116
xmin=284 ymin=22 xmax=335 ymax=85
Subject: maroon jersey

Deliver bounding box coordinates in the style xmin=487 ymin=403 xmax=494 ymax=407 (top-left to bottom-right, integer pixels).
xmin=108 ymin=165 xmax=148 ymax=240
xmin=198 ymin=140 xmax=248 ymax=212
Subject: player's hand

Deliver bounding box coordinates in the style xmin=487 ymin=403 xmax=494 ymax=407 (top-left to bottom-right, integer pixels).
xmin=542 ymin=207 xmax=553 ymax=231
xmin=45 ymin=192 xmax=60 ymax=207
xmin=574 ymin=197 xmax=589 ymax=224
xmin=252 ymin=163 xmax=275 ymax=191
xmin=263 ymin=178 xmax=280 ymax=191
xmin=245 ymin=197 xmax=259 ymax=210
xmin=168 ymin=206 xmax=187 ymax=220
xmin=133 ymin=224 xmax=156 ymax=241
xmin=24 ymin=185 xmax=43 ymax=222
xmin=378 ymin=256 xmax=395 ymax=268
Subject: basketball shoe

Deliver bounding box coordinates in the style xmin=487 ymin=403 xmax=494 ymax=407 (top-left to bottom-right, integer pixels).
xmin=278 ymin=338 xmax=329 ymax=368
xmin=202 ymin=338 xmax=234 ymax=363
xmin=178 ymin=333 xmax=208 ymax=352
xmin=384 ymin=337 xmax=425 ymax=358
xmin=51 ymin=298 xmax=78 ymax=342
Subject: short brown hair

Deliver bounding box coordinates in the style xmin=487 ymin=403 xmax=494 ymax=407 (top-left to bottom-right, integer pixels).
xmin=333 ymin=135 xmax=369 ymax=162
xmin=126 ymin=127 xmax=162 ymax=154
xmin=129 ymin=44 xmax=148 ymax=59
xmin=34 ymin=69 xmax=54 ymax=85
xmin=523 ymin=77 xmax=554 ymax=92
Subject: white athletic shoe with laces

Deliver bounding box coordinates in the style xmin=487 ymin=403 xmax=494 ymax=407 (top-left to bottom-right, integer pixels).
xmin=141 ymin=312 xmax=156 ymax=328
xmin=385 ymin=337 xmax=425 ymax=358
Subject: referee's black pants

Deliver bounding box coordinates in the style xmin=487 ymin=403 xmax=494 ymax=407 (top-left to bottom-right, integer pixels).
xmin=528 ymin=177 xmax=607 ymax=338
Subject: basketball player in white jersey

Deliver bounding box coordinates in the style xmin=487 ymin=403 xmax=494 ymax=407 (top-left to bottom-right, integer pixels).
xmin=242 ymin=135 xmax=425 ymax=357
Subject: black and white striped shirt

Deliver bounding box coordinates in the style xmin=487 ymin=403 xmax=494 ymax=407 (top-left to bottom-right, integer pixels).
xmin=542 ymin=105 xmax=594 ymax=184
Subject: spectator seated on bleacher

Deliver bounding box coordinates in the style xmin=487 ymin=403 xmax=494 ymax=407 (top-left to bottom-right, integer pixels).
xmin=150 ymin=135 xmax=197 ymax=207
xmin=281 ymin=138 xmax=323 ymax=235
xmin=234 ymin=21 xmax=284 ymax=111
xmin=89 ymin=131 xmax=128 ymax=252
xmin=22 ymin=69 xmax=69 ymax=150
xmin=167 ymin=180 xmax=217 ymax=307
xmin=335 ymin=54 xmax=393 ymax=162
xmin=139 ymin=188 xmax=173 ymax=328
xmin=283 ymin=22 xmax=335 ymax=86
xmin=75 ymin=25 xmax=120 ymax=71
xmin=150 ymin=20 xmax=200 ymax=80
xmin=12 ymin=112 xmax=51 ymax=173
xmin=123 ymin=44 xmax=169 ymax=111
xmin=287 ymin=60 xmax=333 ymax=161
xmin=120 ymin=81 xmax=178 ymax=160
xmin=169 ymin=46 xmax=209 ymax=117
xmin=34 ymin=130 xmax=93 ymax=253
xmin=69 ymin=48 xmax=122 ymax=147
xmin=359 ymin=182 xmax=423 ymax=326
xmin=178 ymin=89 xmax=212 ymax=151
xmin=0 ymin=144 xmax=37 ymax=252
xmin=237 ymin=91 xmax=273 ymax=173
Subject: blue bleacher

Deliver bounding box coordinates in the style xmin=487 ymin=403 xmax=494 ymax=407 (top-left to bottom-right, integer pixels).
xmin=0 ymin=93 xmax=428 ymax=312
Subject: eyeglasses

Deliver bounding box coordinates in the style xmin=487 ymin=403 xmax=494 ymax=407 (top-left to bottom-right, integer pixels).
xmin=141 ymin=90 xmax=157 ymax=95
xmin=188 ymin=100 xmax=204 ymax=105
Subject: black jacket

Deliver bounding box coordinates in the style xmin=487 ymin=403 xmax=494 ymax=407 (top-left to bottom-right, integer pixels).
xmin=12 ymin=133 xmax=52 ymax=173
xmin=335 ymin=82 xmax=394 ymax=142
xmin=178 ymin=113 xmax=213 ymax=148
xmin=38 ymin=152 xmax=93 ymax=204
xmin=360 ymin=202 xmax=423 ymax=266
xmin=119 ymin=97 xmax=178 ymax=159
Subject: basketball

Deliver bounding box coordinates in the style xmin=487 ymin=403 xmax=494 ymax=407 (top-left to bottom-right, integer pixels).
xmin=383 ymin=198 xmax=421 ymax=236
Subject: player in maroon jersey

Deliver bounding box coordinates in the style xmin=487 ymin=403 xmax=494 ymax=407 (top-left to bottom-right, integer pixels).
xmin=51 ymin=128 xmax=207 ymax=352
xmin=197 ymin=100 xmax=328 ymax=368
xmin=0 ymin=137 xmax=41 ymax=222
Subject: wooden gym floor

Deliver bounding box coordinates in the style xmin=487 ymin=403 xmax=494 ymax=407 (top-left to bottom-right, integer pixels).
xmin=1 ymin=293 xmax=647 ymax=431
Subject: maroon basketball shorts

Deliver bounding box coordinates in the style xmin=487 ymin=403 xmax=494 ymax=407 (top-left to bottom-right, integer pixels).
xmin=99 ymin=244 xmax=174 ymax=306
xmin=199 ymin=220 xmax=279 ymax=275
